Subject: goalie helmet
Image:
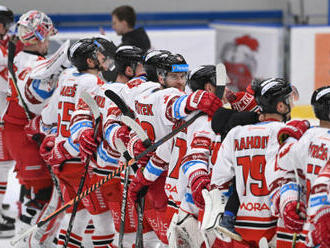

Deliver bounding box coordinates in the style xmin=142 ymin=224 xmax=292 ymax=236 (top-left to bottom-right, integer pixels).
xmin=187 ymin=65 xmax=216 ymax=92
xmin=114 ymin=45 xmax=144 ymax=75
xmin=252 ymin=78 xmax=292 ymax=114
xmin=17 ymin=10 xmax=56 ymax=46
xmin=68 ymin=38 xmax=105 ymax=72
xmin=311 ymin=86 xmax=330 ymax=121
xmin=143 ymin=49 xmax=171 ymax=82
xmin=0 ymin=5 xmax=14 ymax=29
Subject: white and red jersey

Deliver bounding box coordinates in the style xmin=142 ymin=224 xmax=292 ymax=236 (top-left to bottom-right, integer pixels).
xmin=211 ymin=120 xmax=285 ymax=243
xmin=4 ymin=51 xmax=56 ymax=125
xmin=53 ymin=68 xmax=104 ymax=157
xmin=273 ymin=126 xmax=330 ymax=246
xmin=168 ymin=114 xmax=220 ymax=216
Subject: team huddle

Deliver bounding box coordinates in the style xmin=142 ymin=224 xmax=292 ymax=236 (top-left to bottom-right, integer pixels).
xmin=0 ymin=7 xmax=329 ymax=248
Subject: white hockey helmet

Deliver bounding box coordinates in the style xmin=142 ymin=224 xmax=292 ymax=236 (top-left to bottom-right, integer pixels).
xmin=17 ymin=10 xmax=57 ymax=45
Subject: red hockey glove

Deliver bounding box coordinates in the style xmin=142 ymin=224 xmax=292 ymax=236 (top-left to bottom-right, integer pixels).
xmin=128 ymin=169 xmax=151 ymax=204
xmin=225 ymin=90 xmax=259 ymax=112
xmin=43 ymin=140 xmax=73 ymax=166
xmin=189 ymin=169 xmax=211 ymax=209
xmin=186 ymin=90 xmax=223 ymax=117
xmin=114 ymin=125 xmax=130 ymax=147
xmin=310 ymin=207 xmax=330 ymax=247
xmin=282 ymin=201 xmax=306 ymax=232
xmin=40 ymin=134 xmax=56 ymax=162
xmin=24 ymin=115 xmax=45 ymax=143
xmin=78 ymin=128 xmax=100 ymax=161
xmin=278 ymin=120 xmax=310 ymax=145
xmin=127 ymin=133 xmax=153 ymax=167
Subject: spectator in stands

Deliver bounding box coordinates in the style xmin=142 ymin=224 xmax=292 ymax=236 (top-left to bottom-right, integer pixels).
xmin=111 ymin=5 xmax=151 ymax=52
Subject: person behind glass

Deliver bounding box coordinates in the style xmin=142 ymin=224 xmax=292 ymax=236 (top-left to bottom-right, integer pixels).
xmin=111 ymin=5 xmax=151 ymax=52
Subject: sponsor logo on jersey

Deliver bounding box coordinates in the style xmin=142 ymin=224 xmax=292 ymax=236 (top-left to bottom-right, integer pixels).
xmin=240 ymin=202 xmax=270 ymax=211
xmin=165 ymin=183 xmax=178 ymax=193
xmin=234 ymin=136 xmax=269 ymax=151
xmin=135 ymin=100 xmax=154 ymax=116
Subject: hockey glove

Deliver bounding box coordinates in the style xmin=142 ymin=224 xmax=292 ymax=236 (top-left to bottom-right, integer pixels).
xmin=186 ymin=90 xmax=223 ymax=117
xmin=225 ymin=90 xmax=259 ymax=112
xmin=78 ymin=128 xmax=101 ymax=161
xmin=40 ymin=134 xmax=56 ymax=161
xmin=127 ymin=132 xmax=153 ymax=167
xmin=282 ymin=201 xmax=306 ymax=232
xmin=114 ymin=125 xmax=130 ymax=147
xmin=189 ymin=169 xmax=211 ymax=209
xmin=24 ymin=115 xmax=45 ymax=144
xmin=128 ymin=168 xmax=151 ymax=204
xmin=311 ymin=207 xmax=330 ymax=247
xmin=42 ymin=140 xmax=73 ymax=166
xmin=277 ymin=120 xmax=310 ymax=145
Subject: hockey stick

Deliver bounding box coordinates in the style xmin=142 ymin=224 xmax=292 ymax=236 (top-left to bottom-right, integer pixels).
xmin=104 ymin=89 xmax=150 ymax=247
xmin=215 ymin=63 xmax=227 ymax=99
xmin=10 ymin=110 xmax=203 ymax=246
xmin=62 ymin=91 xmax=101 ymax=248
xmin=115 ymin=139 xmax=132 ymax=248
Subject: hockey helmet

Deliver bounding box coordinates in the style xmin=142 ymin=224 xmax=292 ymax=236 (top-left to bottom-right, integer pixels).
xmin=187 ymin=65 xmax=216 ymax=92
xmin=156 ymin=53 xmax=189 ymax=77
xmin=68 ymin=38 xmax=105 ymax=72
xmin=311 ymin=86 xmax=330 ymax=121
xmin=17 ymin=10 xmax=56 ymax=46
xmin=0 ymin=6 xmax=14 ymax=29
xmin=114 ymin=45 xmax=144 ymax=75
xmin=252 ymin=78 xmax=292 ymax=114
xmin=143 ymin=49 xmax=171 ymax=82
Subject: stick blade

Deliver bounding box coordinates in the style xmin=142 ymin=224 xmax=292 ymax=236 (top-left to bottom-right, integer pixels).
xmin=215 ymin=63 xmax=227 ymax=99
xmin=80 ymin=91 xmax=101 ymax=120
xmin=104 ymin=89 xmax=135 ymax=119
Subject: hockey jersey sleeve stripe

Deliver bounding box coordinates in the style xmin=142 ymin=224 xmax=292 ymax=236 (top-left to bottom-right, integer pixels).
xmin=181 ymin=160 xmax=208 ymax=175
xmin=173 ymin=95 xmax=188 ymax=119
xmin=310 ymin=195 xmax=330 ymax=208
xmin=97 ymin=143 xmax=119 ymax=165
xmin=104 ymin=123 xmax=119 ymax=145
xmin=31 ymin=79 xmax=55 ymax=99
xmin=70 ymin=120 xmax=93 ymax=136
xmin=68 ymin=137 xmax=80 ymax=152
xmin=144 ymin=160 xmax=164 ymax=181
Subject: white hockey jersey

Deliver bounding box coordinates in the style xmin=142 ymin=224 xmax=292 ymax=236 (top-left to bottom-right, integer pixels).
xmin=274 ymin=126 xmax=330 ymax=246
xmin=211 ymin=120 xmax=285 ymax=243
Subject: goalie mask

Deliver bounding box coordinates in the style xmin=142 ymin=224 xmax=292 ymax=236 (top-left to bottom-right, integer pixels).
xmin=68 ymin=38 xmax=105 ymax=72
xmin=17 ymin=10 xmax=57 ymax=46
xmin=311 ymin=86 xmax=330 ymax=121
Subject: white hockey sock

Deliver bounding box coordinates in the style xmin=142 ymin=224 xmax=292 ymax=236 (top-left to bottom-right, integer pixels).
xmin=91 ymin=211 xmax=116 ymax=247
xmin=0 ymin=161 xmax=14 ymax=207
xmin=57 ymin=209 xmax=90 ymax=247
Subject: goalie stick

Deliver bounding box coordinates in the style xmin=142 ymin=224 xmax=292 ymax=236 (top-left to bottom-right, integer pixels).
xmin=10 ymin=108 xmax=203 ymax=246
xmin=62 ymin=91 xmax=101 ymax=248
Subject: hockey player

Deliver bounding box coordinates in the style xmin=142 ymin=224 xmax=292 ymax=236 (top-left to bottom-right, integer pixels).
xmin=124 ymin=56 xmax=224 ymax=245
xmin=39 ymin=37 xmax=118 ymax=247
xmin=206 ymin=78 xmax=297 ymax=247
xmin=166 ymin=65 xmax=259 ymax=247
xmin=0 ymin=5 xmax=18 ymax=237
xmin=2 ymin=10 xmax=70 ymax=245
xmin=270 ymin=86 xmax=330 ymax=247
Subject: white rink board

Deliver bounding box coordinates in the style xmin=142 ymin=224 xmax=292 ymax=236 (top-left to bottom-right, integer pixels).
xmin=290 ymin=26 xmax=330 ymax=105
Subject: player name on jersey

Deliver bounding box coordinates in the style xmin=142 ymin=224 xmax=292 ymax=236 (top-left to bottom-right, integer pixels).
xmin=234 ymin=135 xmax=269 ymax=151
